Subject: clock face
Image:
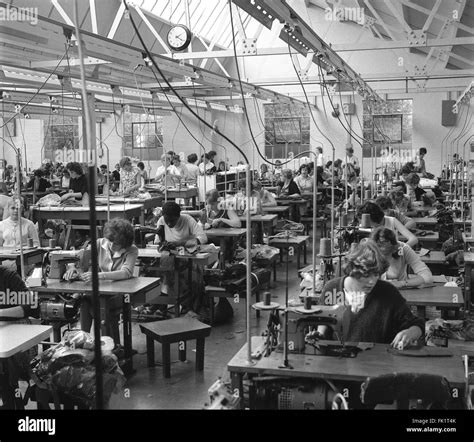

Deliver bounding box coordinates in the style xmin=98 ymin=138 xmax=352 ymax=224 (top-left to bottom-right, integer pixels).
xmin=167 ymin=25 xmax=191 ymax=51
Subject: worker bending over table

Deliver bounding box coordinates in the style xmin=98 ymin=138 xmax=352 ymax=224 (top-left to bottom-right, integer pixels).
xmin=203 ymin=189 xmax=241 ymax=229
xmin=320 ymin=240 xmax=424 ymax=346
xmin=357 ymin=201 xmax=417 ymax=247
xmin=153 ymin=202 xmax=208 ymax=316
xmin=64 ymin=219 xmax=138 ymax=345
xmin=371 ymin=227 xmax=433 ymax=289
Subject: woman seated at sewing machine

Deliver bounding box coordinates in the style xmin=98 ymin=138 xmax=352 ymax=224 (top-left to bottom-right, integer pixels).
xmin=374 ymin=196 xmax=416 ymax=230
xmin=371 ymin=227 xmax=433 ymax=289
xmin=203 ymin=189 xmax=241 ymax=229
xmin=64 ymin=218 xmax=138 ymax=346
xmin=320 ymin=240 xmax=424 ymax=347
xmin=0 ymin=197 xmax=39 ymax=250
xmin=357 ymin=201 xmax=418 ymax=247
xmin=60 ymin=162 xmax=89 ymax=204
xmin=276 ymin=169 xmax=300 ymax=198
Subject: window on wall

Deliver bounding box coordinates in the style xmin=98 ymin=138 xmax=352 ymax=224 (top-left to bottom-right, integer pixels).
xmin=43 ymin=115 xmax=80 ymax=161
xmin=264 ymin=103 xmax=310 ymax=159
xmin=362 ymin=99 xmax=413 ymax=158
xmin=123 ymin=112 xmax=163 ymax=161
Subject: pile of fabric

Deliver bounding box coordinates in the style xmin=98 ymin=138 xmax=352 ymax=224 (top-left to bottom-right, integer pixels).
xmin=30 ymin=330 xmax=125 ymax=408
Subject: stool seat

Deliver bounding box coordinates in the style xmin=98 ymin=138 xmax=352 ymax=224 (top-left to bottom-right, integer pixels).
xmin=140 ymin=318 xmax=211 ymax=378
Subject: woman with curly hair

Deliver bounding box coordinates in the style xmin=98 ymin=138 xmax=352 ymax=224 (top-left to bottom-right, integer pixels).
xmin=320 ymin=239 xmax=424 ymax=347
xmin=64 ymin=219 xmax=138 ymax=345
xmin=371 ymin=227 xmax=432 ymax=289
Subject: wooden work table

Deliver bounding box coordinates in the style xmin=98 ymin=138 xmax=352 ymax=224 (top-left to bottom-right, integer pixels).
xmin=0 ymin=323 xmax=52 ymax=409
xmin=33 ymin=277 xmax=160 ymax=374
xmin=400 ymin=285 xmax=464 ymax=319
xmin=228 ymin=336 xmax=468 ymax=409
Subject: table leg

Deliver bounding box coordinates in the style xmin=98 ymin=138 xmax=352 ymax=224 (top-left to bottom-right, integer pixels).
xmin=195 ymin=337 xmax=205 ymax=371
xmin=162 ymin=342 xmax=171 ymax=378
xmin=219 ymin=238 xmax=227 ymax=268
xmin=465 ymin=263 xmax=472 ymax=311
xmin=146 ymin=336 xmax=155 ymax=367
xmin=304 ymin=242 xmax=307 ymax=264
xmin=122 ymin=295 xmax=134 ymax=375
xmin=140 ymin=209 xmax=145 ymax=226
xmin=179 ymin=340 xmax=187 ymax=362
xmin=417 ymin=305 xmax=427 ymax=320
xmin=1 ymin=359 xmax=16 ymax=409
xmin=297 ymin=247 xmax=301 ymax=269
xmin=230 ymin=371 xmax=244 ymax=409
xmin=99 ymin=297 xmax=109 ymax=337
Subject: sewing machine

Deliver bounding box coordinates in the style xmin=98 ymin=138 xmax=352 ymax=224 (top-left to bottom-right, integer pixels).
xmin=282 ymin=304 xmax=352 ymax=354
xmin=48 ymin=250 xmax=82 ymax=279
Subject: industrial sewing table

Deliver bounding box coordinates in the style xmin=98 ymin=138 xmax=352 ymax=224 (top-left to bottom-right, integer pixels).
xmin=228 ymin=336 xmax=468 ymax=409
xmin=95 ymin=196 xmax=163 ymax=225
xmin=0 ymin=247 xmax=45 ymax=269
xmin=0 ymin=323 xmax=52 ymax=409
xmin=31 ymin=204 xmax=143 ymax=222
xmin=137 ymin=247 xmax=217 ymax=314
xmin=238 ymin=213 xmax=278 ymax=240
xmin=261 ymin=205 xmax=290 ymax=218
xmin=33 ymin=277 xmax=160 ymax=375
xmin=205 ymin=228 xmax=247 ymax=266
xmin=144 ymin=186 xmax=198 ymax=207
xmin=400 ymin=286 xmax=464 ymax=319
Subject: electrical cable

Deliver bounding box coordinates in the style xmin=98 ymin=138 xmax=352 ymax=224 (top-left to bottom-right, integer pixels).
xmin=227 ymin=1 xmax=302 ymax=167
xmin=315 ymin=60 xmax=328 ymax=118
xmin=123 ymin=0 xmax=248 ymax=164
xmin=0 ymin=52 xmax=68 ymax=129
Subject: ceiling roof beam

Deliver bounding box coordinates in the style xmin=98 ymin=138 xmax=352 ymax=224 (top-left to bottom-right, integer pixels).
xmin=107 ymin=2 xmax=125 ymax=40
xmin=162 ymin=36 xmax=474 ymax=60
xmin=421 ymin=0 xmax=442 ymax=32
xmin=132 ymin=4 xmax=172 ymax=56
xmin=399 ymin=0 xmax=474 ymax=35
xmin=383 ymin=0 xmax=412 ymax=34
xmin=364 ymin=0 xmax=398 ymax=40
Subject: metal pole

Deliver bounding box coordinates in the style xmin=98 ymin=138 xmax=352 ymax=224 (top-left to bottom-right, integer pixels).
xmin=74 ymin=0 xmax=103 ymax=410
xmin=15 ymin=153 xmax=25 ymax=280
xmin=312 ymin=151 xmax=318 ymax=298
xmin=245 ymin=164 xmax=253 ymax=365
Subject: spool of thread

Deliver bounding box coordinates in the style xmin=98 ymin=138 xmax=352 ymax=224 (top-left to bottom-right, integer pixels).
xmin=263 ymin=292 xmax=271 ymax=306
xmin=319 ymin=238 xmax=331 ymax=257
xmin=361 ymin=213 xmax=371 ymax=228
xmin=365 ymin=190 xmax=371 ymax=200
xmin=49 ymin=239 xmax=56 ymax=248
xmin=304 ymin=296 xmax=312 ymax=310
xmin=27 ymin=238 xmax=34 ymax=247
xmin=100 ymin=336 xmax=115 ymax=355
xmin=340 ymin=214 xmax=348 ymax=227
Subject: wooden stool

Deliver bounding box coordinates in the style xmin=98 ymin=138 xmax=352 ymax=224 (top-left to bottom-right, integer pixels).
xmin=139 ymin=318 xmax=211 ymax=378
xmin=269 ymin=235 xmax=309 ymax=269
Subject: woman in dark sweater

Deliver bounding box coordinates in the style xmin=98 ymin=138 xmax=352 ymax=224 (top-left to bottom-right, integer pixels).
xmin=276 ymin=169 xmax=300 ymax=198
xmin=320 ymin=240 xmax=424 ymax=348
